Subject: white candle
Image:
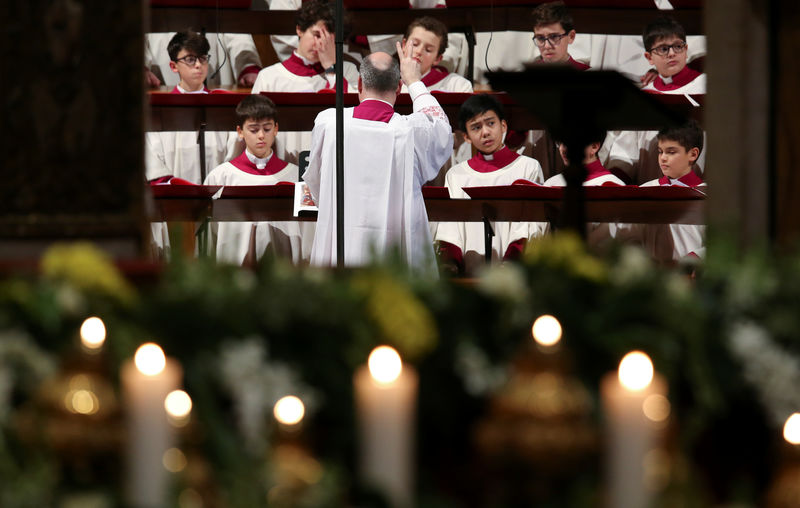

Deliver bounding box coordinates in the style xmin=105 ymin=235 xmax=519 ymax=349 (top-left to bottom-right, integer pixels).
xmin=354 ymin=346 xmax=418 ymax=508
xmin=601 ymin=351 xmax=668 ymax=508
xmin=121 ymin=343 xmax=182 ymax=508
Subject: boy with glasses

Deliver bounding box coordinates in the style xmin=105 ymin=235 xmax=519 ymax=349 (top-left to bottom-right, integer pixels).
xmin=640 ymin=16 xmax=706 ymax=94
xmin=531 ymin=1 xmax=590 ymax=70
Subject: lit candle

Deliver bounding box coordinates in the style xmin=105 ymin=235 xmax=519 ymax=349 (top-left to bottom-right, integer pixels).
xmin=601 ymin=351 xmax=669 ymax=508
xmin=354 ymin=346 xmax=418 ymax=508
xmin=121 ymin=343 xmax=182 ymax=508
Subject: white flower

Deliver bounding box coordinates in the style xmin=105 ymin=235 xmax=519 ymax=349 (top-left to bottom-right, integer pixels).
xmin=610 ymin=246 xmax=652 ymax=286
xmin=476 ymin=264 xmax=529 ymax=303
xmin=454 ymin=342 xmax=508 ymax=397
xmin=0 ymin=329 xmax=57 ymax=424
xmin=729 ymin=321 xmax=800 ymax=427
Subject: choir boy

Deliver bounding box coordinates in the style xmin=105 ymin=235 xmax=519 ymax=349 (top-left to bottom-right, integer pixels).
xmin=400 ymin=17 xmax=473 ymax=93
xmin=531 ymin=1 xmax=590 ymax=70
xmin=304 ymin=44 xmax=453 ymax=274
xmin=612 ymin=120 xmax=707 ymax=261
xmin=435 ymin=94 xmax=544 ymax=275
xmin=204 ymin=96 xmax=307 ymax=265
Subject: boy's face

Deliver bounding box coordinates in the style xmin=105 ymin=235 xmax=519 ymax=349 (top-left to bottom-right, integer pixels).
xmin=645 ymin=36 xmax=688 ymax=78
xmin=533 ymin=23 xmax=576 ymax=63
xmin=657 ymin=139 xmax=698 ymax=179
xmin=169 ymin=49 xmax=209 ymax=91
xmin=464 ymin=110 xmax=507 ymax=155
xmin=296 ymin=20 xmax=329 ymax=63
xmin=238 ymin=118 xmax=278 ymax=159
xmin=402 ymin=27 xmax=444 ymax=76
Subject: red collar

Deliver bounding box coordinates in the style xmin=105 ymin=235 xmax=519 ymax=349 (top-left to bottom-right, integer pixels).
xmin=353 ymin=100 xmax=395 ymax=123
xmin=658 ymin=171 xmax=704 ymax=187
xmin=653 ymin=66 xmax=701 ymax=92
xmin=229 ymin=150 xmax=289 ymax=176
xmin=421 ymin=66 xmax=450 ymax=87
xmin=568 ymin=56 xmax=590 ymax=71
xmin=467 ymin=146 xmax=520 ymax=173
xmin=282 ymin=52 xmax=324 ymax=77
xmin=171 ymin=85 xmax=210 ymax=94
xmin=585 ymin=159 xmax=611 ymax=181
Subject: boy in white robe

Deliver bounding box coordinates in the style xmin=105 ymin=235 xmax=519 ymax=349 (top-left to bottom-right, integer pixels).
xmin=400 ymin=17 xmax=473 ymax=94
xmin=304 ymin=45 xmax=453 ymax=274
xmin=145 ymin=32 xmax=261 ymax=89
xmin=611 ymin=120 xmax=706 ymax=262
xmin=146 ymin=31 xmax=241 ymax=185
xmin=205 ymin=95 xmax=307 ymax=265
xmin=602 ymin=16 xmax=707 ymax=185
xmin=435 ymin=94 xmax=543 ymax=275
xmin=251 ymin=0 xmax=360 ymax=169
xmin=146 ymin=31 xmax=242 ymax=258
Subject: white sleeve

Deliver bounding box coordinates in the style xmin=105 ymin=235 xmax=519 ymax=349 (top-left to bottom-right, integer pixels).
xmin=304 ymin=115 xmax=326 ymax=201
xmin=408 ymin=81 xmax=454 ymax=183
xmin=220 ymin=33 xmax=262 ymax=79
xmin=145 ymin=132 xmax=171 ymax=181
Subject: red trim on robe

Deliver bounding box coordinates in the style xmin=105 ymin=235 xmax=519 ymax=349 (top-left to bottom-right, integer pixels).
xmin=585 ymin=159 xmax=612 ymax=181
xmin=466 ymin=146 xmax=520 ymax=173
xmin=170 ymin=86 xmax=210 ymax=94
xmin=437 ymin=241 xmax=464 ymax=273
xmin=567 ymin=56 xmax=590 ymax=71
xmin=652 ymin=66 xmax=701 ymax=92
xmin=353 ymin=100 xmax=395 ymax=123
xmin=282 ymin=53 xmax=325 ymax=76
xmin=228 ymin=150 xmax=289 ymax=176
xmin=238 ymin=64 xmax=262 ymax=81
xmin=149 ymin=176 xmax=173 ymax=185
xmin=658 ymin=170 xmax=704 ymax=187
xmin=421 ymin=66 xmax=450 ymax=88
xmin=504 ymin=239 xmax=526 ymax=261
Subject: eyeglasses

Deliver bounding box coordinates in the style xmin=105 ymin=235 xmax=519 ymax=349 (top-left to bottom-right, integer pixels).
xmin=649 ymin=42 xmax=687 ymax=57
xmin=174 ymin=54 xmax=210 ymax=66
xmin=532 ymin=33 xmax=568 ymax=47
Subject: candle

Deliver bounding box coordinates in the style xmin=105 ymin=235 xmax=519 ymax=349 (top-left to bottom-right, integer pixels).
xmin=121 ymin=343 xmax=182 ymax=508
xmin=354 ymin=346 xmax=418 ymax=508
xmin=601 ymin=351 xmax=668 ymax=508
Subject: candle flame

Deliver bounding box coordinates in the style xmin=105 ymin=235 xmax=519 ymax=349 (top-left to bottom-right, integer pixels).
xmin=784 ymin=413 xmax=800 ymax=444
xmin=274 ymin=395 xmax=305 ymax=425
xmin=618 ymin=351 xmax=654 ymax=391
xmin=532 ymin=314 xmax=562 ymax=346
xmin=134 ymin=343 xmax=166 ymax=376
xmin=165 ymin=390 xmax=192 ymax=419
xmin=368 ymin=346 xmax=402 ymax=384
xmin=80 ymin=316 xmax=106 ymax=350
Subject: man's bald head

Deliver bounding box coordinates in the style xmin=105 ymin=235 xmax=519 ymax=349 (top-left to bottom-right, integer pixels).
xmin=360 ymin=52 xmax=401 ymax=93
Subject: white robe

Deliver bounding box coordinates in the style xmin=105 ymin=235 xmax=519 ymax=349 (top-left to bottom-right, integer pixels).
xmin=639 ymin=178 xmax=706 ymax=260
xmin=304 ymin=83 xmax=453 ymax=273
xmin=204 ymin=157 xmax=308 ymax=264
xmin=145 ymin=33 xmax=262 ymax=89
xmin=145 ymin=130 xmax=241 ymax=183
xmin=435 ymin=153 xmax=543 ymax=274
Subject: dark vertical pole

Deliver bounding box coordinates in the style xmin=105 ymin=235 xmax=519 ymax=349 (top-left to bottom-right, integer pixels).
xmin=335 ymin=0 xmax=345 ymax=267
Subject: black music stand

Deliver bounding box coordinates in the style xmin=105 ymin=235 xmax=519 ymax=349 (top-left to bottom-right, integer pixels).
xmin=487 ymin=66 xmax=687 ymax=237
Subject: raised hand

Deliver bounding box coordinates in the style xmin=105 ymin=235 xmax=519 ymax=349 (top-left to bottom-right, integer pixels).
xmin=396 ymin=40 xmax=421 ymax=86
xmin=316 ymin=25 xmax=336 ymax=70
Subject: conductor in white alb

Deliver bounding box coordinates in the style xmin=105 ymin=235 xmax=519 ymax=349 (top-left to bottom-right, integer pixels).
xmin=304 ymin=42 xmax=453 ymax=274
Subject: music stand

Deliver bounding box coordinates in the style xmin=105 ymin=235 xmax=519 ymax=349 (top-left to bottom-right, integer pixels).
xmin=487 ymin=66 xmax=688 ymax=236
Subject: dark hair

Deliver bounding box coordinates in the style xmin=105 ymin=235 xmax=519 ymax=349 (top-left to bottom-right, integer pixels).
xmin=296 ymin=0 xmax=351 ymax=37
xmin=531 ymin=1 xmax=574 ymax=33
xmin=657 ymin=119 xmax=704 ymax=154
xmin=458 ymin=94 xmax=505 ymax=131
xmin=235 ymin=95 xmax=278 ymax=127
xmin=642 ymin=16 xmax=687 ymax=52
xmin=360 ymin=54 xmax=401 ymax=93
xmin=554 ymin=128 xmax=607 ymax=150
xmin=404 ymin=16 xmax=449 ymax=56
xmin=167 ymin=30 xmax=211 ymax=61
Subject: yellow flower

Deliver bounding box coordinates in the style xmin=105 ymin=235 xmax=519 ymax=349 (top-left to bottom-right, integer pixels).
xmin=353 ymin=273 xmax=438 ymax=361
xmin=524 ymin=231 xmax=607 ymax=282
xmin=41 ymin=242 xmax=136 ymax=304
